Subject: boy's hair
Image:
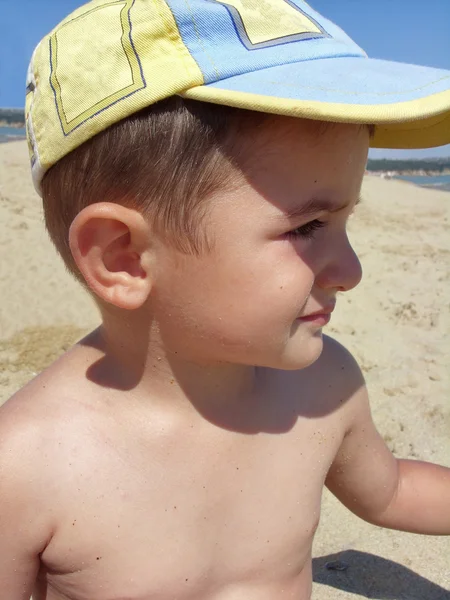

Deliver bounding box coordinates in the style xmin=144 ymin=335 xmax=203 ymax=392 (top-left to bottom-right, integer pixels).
xmin=41 ymin=97 xmax=270 ymax=282
xmin=42 ymin=96 xmax=375 ymax=283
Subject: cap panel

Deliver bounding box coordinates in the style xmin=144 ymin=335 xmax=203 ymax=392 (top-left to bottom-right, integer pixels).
xmin=220 ymin=0 xmax=323 ymax=45
xmin=164 ymin=0 xmax=366 ymax=83
xmin=26 ymin=0 xmax=204 ymax=193
xmin=49 ymin=0 xmax=146 ymax=135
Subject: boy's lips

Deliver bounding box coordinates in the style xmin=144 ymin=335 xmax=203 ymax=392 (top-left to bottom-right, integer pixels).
xmin=297 ymin=303 xmax=336 ymax=325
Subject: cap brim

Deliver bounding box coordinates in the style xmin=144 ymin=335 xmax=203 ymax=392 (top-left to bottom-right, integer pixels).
xmin=181 ymin=57 xmax=450 ymax=149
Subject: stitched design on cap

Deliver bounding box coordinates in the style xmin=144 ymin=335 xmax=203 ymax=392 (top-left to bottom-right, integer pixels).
xmin=49 ymin=0 xmax=146 ymax=136
xmin=214 ymin=0 xmax=328 ymax=50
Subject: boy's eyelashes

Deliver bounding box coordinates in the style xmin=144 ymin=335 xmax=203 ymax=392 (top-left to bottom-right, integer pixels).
xmin=280 ymin=195 xmax=362 ymax=241
xmin=284 ymin=219 xmax=326 ymax=240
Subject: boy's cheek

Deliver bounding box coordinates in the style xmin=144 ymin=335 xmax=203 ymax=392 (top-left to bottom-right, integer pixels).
xmin=153 ymin=237 xmax=315 ymax=318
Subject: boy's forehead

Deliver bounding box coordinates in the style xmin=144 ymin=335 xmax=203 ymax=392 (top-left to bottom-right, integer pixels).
xmin=242 ymin=115 xmax=369 ymax=161
xmin=240 ymin=116 xmax=369 ymax=176
xmin=231 ymin=118 xmax=369 ymax=217
xmin=266 ymin=114 xmax=369 ymax=139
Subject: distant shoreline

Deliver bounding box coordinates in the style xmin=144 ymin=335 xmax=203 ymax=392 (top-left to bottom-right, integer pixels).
xmin=367 ymin=169 xmax=450 ymax=177
xmin=0 ymin=120 xmax=25 ymax=128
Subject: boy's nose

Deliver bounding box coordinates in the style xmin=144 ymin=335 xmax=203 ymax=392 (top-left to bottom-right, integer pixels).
xmin=317 ymin=235 xmax=363 ymax=293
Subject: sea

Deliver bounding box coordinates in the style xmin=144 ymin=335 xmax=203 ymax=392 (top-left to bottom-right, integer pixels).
xmin=393 ymin=173 xmax=450 ymax=192
xmin=0 ymin=126 xmax=26 ymax=143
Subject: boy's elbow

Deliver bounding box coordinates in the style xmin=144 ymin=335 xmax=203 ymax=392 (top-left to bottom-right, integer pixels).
xmin=327 ymin=457 xmax=401 ymax=529
xmin=356 ymin=492 xmax=401 ymax=530
xmin=357 ymin=461 xmax=409 ymax=530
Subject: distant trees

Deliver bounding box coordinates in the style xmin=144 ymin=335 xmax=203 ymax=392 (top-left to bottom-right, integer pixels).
xmin=367 ymin=158 xmax=450 ymax=173
xmin=0 ymin=108 xmax=25 ymax=126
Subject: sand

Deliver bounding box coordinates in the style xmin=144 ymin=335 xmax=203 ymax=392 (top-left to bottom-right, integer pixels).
xmin=1 ymin=140 xmax=449 ymax=599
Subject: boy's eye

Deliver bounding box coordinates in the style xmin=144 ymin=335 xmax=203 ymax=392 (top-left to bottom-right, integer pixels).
xmin=285 ymin=219 xmax=326 ymax=240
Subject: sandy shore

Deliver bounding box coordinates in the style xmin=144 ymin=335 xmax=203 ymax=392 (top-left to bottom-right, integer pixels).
xmin=1 ymin=140 xmax=449 ymax=598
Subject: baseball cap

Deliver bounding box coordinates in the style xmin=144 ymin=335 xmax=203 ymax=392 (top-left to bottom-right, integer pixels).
xmin=26 ymin=0 xmax=450 ymax=195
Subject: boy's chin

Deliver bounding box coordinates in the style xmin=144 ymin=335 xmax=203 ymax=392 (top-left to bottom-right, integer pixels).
xmin=266 ymin=332 xmax=325 ymax=371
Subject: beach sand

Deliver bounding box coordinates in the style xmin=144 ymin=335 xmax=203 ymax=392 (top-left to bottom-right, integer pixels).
xmin=1 ymin=140 xmax=449 ymax=599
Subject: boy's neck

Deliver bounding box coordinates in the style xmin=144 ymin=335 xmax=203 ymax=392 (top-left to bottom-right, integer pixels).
xmin=80 ymin=322 xmax=264 ymax=430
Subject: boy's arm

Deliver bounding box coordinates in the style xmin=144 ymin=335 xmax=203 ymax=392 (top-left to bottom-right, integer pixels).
xmin=0 ymin=402 xmax=54 ymax=599
xmin=325 ymin=344 xmax=450 ymax=535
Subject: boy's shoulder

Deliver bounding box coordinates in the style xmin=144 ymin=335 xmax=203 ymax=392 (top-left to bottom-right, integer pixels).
xmin=0 ymin=344 xmax=119 ymax=552
xmin=0 ymin=343 xmax=127 ymax=592
xmin=280 ymin=333 xmax=369 ymax=440
xmin=259 ymin=334 xmax=368 ymax=436
xmin=0 ymin=366 xmax=77 ymax=485
xmin=0 ymin=342 xmax=104 ymax=481
xmin=0 ymin=372 xmax=61 ymax=461
xmin=0 ymin=367 xmax=77 ymax=557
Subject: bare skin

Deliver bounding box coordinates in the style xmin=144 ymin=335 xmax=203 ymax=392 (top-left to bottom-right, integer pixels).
xmin=1 ymin=117 xmax=448 ymax=600
xmin=2 ymin=332 xmax=367 ymax=600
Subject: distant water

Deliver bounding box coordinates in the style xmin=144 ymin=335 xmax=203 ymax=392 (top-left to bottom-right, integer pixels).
xmin=0 ymin=126 xmax=26 ymax=143
xmin=393 ymin=173 xmax=450 ymax=191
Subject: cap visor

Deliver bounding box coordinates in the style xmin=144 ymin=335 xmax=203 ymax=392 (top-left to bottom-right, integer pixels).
xmin=181 ymin=57 xmax=450 ymax=149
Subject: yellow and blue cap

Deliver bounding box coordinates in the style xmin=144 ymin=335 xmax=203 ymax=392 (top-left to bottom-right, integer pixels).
xmin=26 ymin=0 xmax=450 ymax=195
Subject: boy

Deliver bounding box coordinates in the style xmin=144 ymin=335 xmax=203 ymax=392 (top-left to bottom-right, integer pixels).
xmin=1 ymin=1 xmax=450 ymax=599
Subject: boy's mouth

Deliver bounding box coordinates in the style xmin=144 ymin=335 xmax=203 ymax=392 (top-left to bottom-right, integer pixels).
xmin=297 ymin=313 xmax=332 ymax=326
xmin=297 ymin=303 xmax=335 ymax=326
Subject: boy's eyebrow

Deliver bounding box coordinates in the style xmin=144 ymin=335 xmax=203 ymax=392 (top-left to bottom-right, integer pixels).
xmin=280 ymin=194 xmax=362 ymax=220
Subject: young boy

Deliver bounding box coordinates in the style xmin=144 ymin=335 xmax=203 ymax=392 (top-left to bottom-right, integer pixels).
xmin=2 ymin=1 xmax=450 ymax=599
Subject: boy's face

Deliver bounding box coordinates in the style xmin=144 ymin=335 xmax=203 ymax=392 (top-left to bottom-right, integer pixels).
xmin=150 ymin=117 xmax=369 ymax=370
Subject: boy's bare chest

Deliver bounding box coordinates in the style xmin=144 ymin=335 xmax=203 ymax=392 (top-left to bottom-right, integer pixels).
xmin=37 ymin=414 xmax=342 ymax=600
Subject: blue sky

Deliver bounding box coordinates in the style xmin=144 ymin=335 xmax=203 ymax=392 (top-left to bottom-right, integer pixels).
xmin=1 ymin=0 xmax=449 ymax=158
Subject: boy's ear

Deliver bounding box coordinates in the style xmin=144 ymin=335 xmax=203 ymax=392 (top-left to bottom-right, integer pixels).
xmin=69 ymin=203 xmax=154 ymax=309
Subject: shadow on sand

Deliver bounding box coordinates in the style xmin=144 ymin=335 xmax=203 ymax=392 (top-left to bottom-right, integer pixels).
xmin=313 ymin=550 xmax=450 ymax=599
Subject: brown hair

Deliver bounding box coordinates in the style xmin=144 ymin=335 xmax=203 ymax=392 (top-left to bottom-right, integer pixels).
xmin=42 ymin=97 xmax=270 ymax=281
xmin=42 ymin=97 xmax=375 ymax=282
